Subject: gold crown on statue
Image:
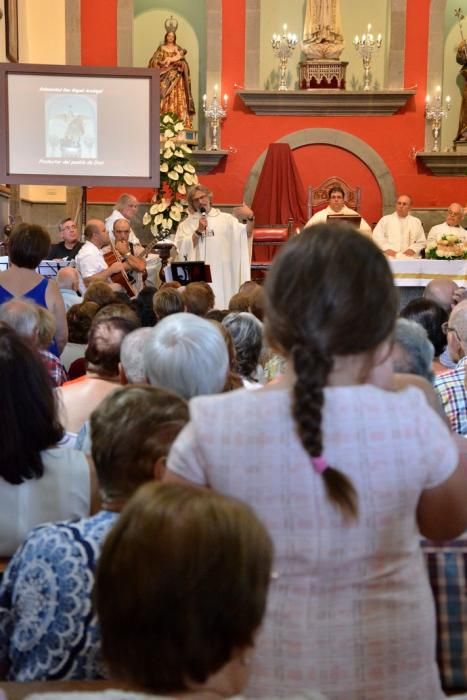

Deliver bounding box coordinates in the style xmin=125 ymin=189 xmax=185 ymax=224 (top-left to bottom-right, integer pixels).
xmin=165 ymin=15 xmax=179 ymax=34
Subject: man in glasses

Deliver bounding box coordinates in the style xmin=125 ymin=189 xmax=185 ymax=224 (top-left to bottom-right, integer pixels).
xmin=434 ymin=300 xmax=467 ymax=434
xmin=427 ymin=203 xmax=466 ymax=246
xmin=49 ymin=218 xmax=83 ymax=260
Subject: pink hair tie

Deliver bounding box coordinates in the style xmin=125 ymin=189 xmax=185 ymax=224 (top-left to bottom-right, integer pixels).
xmin=311 ymin=456 xmax=328 ymax=474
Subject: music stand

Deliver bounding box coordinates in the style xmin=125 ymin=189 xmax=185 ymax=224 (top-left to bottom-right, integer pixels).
xmin=36 ymin=259 xmax=75 ymax=279
xmin=167 ymin=261 xmax=212 ymax=286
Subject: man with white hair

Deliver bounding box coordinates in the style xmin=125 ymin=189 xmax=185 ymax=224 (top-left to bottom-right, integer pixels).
xmin=56 ymin=267 xmax=82 ymax=310
xmin=105 ymin=193 xmax=140 ymax=245
xmin=372 ymin=194 xmax=426 ymax=257
xmin=434 ymin=300 xmax=467 ymax=434
xmin=427 ymin=203 xmax=466 ymax=245
xmin=144 ymin=313 xmax=229 ymax=399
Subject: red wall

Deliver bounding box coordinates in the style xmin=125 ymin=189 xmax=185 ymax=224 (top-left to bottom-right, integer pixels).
xmin=82 ymin=0 xmax=465 ymax=211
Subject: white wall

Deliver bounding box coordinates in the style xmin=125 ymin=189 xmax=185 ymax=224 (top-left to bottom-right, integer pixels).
xmin=18 ymin=0 xmax=66 ymax=201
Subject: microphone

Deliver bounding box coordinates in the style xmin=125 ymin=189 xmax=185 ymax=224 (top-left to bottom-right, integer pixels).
xmin=199 ymin=206 xmax=206 ymax=216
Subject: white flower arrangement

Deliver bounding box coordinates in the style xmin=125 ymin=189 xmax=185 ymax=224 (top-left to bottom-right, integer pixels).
xmin=145 ymin=112 xmax=199 ymax=239
xmin=425 ymin=234 xmax=467 ymax=260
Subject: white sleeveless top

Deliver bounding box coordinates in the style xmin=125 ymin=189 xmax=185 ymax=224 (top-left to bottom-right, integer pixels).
xmin=0 ymin=446 xmax=90 ymax=556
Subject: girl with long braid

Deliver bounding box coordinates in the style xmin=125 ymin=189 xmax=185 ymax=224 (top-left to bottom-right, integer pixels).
xmin=166 ymin=223 xmax=467 ymax=699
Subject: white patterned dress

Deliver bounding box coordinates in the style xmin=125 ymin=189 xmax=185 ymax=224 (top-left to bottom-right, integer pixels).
xmin=167 ymin=384 xmax=458 ymax=699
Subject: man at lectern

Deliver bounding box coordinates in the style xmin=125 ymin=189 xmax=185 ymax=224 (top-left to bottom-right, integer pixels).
xmin=174 ymin=184 xmax=253 ymax=309
xmin=305 ymin=186 xmax=372 ymax=234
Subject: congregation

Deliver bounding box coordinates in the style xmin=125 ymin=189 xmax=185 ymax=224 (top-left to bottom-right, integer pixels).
xmin=2 ymin=192 xmax=467 ymax=700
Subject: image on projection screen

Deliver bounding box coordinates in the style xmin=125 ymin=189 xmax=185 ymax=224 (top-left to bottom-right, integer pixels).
xmin=7 ymin=73 xmax=151 ymax=179
xmin=45 ymin=94 xmax=98 ymax=159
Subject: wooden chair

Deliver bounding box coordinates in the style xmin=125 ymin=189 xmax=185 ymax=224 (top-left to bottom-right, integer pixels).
xmin=307 ymin=177 xmax=361 ymax=220
xmin=251 ymin=219 xmax=294 ymax=282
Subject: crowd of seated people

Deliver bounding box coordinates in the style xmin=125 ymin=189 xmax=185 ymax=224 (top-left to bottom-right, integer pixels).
xmin=3 ymin=212 xmax=467 ymax=700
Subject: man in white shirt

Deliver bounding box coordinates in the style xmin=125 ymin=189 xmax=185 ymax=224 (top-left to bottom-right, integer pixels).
xmin=106 ymin=194 xmax=163 ymax=288
xmin=105 ymin=194 xmax=140 ymax=245
xmin=56 ymin=267 xmax=82 ymax=310
xmin=427 ymin=203 xmax=466 ymax=245
xmin=75 ymin=219 xmax=125 ymax=287
xmin=305 ymin=186 xmax=372 ymax=234
xmin=372 ymin=194 xmax=426 ymax=257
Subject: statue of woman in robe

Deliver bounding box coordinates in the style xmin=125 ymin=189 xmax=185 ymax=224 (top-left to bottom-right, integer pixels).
xmin=455 ymin=40 xmax=467 ymax=143
xmin=302 ymin=0 xmax=344 ymax=60
xmin=148 ymin=18 xmax=195 ymax=128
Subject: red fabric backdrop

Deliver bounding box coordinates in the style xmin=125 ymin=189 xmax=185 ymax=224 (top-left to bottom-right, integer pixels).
xmin=251 ymin=143 xmax=307 ymax=229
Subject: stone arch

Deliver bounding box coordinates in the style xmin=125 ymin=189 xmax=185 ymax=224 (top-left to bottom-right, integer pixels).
xmin=243 ymin=128 xmax=397 ymax=213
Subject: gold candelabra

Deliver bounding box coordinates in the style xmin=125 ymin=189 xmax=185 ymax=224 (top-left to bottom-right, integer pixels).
xmin=271 ymin=24 xmax=298 ymax=91
xmin=425 ymin=86 xmax=451 ymax=152
xmin=353 ymin=24 xmax=383 ymax=91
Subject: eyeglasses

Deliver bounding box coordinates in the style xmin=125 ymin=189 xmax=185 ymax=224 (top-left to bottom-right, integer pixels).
xmin=442 ymin=322 xmax=461 ymax=342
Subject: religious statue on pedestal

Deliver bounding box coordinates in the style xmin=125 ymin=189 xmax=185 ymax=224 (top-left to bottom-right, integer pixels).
xmin=148 ymin=15 xmax=196 ymax=128
xmin=455 ymin=39 xmax=467 ymax=143
xmin=302 ymin=0 xmax=344 ymax=60
xmin=454 ymin=9 xmax=467 ymax=146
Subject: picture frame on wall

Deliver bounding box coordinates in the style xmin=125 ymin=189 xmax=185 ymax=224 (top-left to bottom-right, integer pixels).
xmin=5 ymin=0 xmax=19 ymax=63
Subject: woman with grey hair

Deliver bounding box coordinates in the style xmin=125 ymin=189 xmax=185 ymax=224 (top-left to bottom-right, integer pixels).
xmin=144 ymin=312 xmax=229 ymax=399
xmin=392 ymin=317 xmax=435 ymax=384
xmin=222 ymin=312 xmax=264 ymax=387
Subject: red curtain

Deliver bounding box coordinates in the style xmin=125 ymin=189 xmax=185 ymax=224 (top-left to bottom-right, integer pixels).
xmin=251 ymin=143 xmax=307 ymax=263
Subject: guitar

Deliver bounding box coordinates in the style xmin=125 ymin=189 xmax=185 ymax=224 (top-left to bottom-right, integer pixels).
xmin=103 ymin=242 xmax=137 ymax=298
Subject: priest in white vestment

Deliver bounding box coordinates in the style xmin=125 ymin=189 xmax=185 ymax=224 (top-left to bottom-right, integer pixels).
xmin=305 ymin=186 xmax=372 ymax=234
xmin=427 ymin=203 xmax=467 ymax=245
xmin=373 ymin=195 xmax=426 ymax=257
xmin=174 ymin=185 xmax=253 ymax=309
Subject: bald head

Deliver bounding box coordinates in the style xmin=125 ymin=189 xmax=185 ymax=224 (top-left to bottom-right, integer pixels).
xmin=84 ymin=219 xmax=109 ymax=248
xmin=446 ymin=203 xmax=464 ymax=227
xmin=396 ymin=195 xmax=412 ymax=218
xmin=423 ymin=279 xmax=458 ymax=312
xmin=57 ymin=266 xmax=80 ymax=291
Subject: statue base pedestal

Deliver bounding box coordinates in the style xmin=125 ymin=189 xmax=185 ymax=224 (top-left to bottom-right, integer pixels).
xmin=299 ymin=60 xmax=348 ymax=90
xmin=453 ymin=139 xmax=467 ymax=154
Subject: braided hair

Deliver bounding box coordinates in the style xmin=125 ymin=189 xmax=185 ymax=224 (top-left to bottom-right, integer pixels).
xmin=264 ymin=223 xmax=398 ymax=519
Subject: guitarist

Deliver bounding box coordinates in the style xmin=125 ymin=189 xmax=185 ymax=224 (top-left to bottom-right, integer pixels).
xmin=75 ymin=219 xmax=127 ymax=288
xmin=112 ymin=219 xmax=147 ymax=293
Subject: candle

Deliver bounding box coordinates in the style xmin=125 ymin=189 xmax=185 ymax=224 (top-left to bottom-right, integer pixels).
xmin=367 ymin=23 xmax=372 ymax=32
xmin=354 ymin=35 xmax=359 ymax=45
xmin=223 ymin=93 xmax=228 ymax=107
xmin=203 ymin=94 xmax=207 ymax=107
xmin=377 ymin=33 xmax=382 ymax=42
xmin=435 ymin=85 xmax=441 ymax=93
xmin=446 ymin=95 xmax=451 ymax=103
xmin=214 ymin=84 xmax=218 ymax=97
xmin=283 ymin=23 xmax=287 ymax=32
xmin=426 ymin=95 xmax=431 ymax=103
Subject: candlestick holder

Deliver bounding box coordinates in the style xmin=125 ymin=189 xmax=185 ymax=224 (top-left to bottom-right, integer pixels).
xmin=425 ymin=88 xmax=451 ymax=152
xmin=271 ymin=24 xmax=298 ymax=91
xmin=203 ymin=89 xmax=228 ymax=151
xmin=353 ymin=24 xmax=383 ymax=91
